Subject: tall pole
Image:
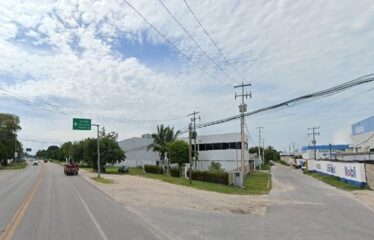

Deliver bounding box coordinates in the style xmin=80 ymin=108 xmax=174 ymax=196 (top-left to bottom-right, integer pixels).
xmin=92 ymin=124 xmax=100 ymax=178
xmin=308 ymin=127 xmax=320 ymax=160
xmin=188 ymin=111 xmax=200 ymax=170
xmin=234 ymin=82 xmax=251 ymax=176
xmin=256 ymin=126 xmax=263 ymax=170
xmin=188 ymin=123 xmax=192 ymax=184
xmin=262 ymin=138 xmax=265 ymax=165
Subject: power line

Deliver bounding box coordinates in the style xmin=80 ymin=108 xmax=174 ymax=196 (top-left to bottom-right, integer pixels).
xmin=183 ymin=0 xmax=246 ymax=82
xmin=120 ymin=0 xmax=231 ymax=87
xmin=178 ymin=74 xmax=374 ymax=133
xmin=157 ymin=0 xmax=238 ymax=83
xmin=0 ymin=87 xmax=186 ymax=124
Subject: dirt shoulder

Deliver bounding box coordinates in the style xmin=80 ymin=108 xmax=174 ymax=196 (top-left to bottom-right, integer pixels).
xmin=80 ymin=169 xmax=268 ymax=215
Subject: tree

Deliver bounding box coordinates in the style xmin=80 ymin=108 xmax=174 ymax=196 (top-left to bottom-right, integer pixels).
xmin=0 ymin=113 xmax=22 ymax=165
xmin=148 ymin=124 xmax=180 ymax=163
xmin=264 ymin=146 xmax=280 ymax=162
xmin=167 ymin=140 xmax=189 ymax=168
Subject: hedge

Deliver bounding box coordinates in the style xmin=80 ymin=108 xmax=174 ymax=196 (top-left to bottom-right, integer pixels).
xmin=188 ymin=170 xmax=229 ymax=185
xmin=169 ymin=168 xmax=180 ymax=177
xmin=144 ymin=165 xmax=163 ymax=174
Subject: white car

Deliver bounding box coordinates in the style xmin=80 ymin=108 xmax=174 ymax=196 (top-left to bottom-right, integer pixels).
xmin=32 ymin=160 xmax=39 ymax=166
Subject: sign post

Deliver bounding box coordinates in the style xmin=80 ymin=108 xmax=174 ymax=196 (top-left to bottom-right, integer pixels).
xmin=72 ymin=118 xmax=100 ymax=178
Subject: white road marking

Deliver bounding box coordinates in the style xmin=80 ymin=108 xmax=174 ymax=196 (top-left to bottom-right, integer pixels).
xmin=73 ymin=187 xmax=109 ymax=240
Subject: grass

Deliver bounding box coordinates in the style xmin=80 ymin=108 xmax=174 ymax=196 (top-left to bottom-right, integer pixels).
xmin=128 ymin=167 xmax=271 ymax=195
xmin=305 ymin=171 xmax=369 ymax=191
xmin=0 ymin=161 xmax=28 ymax=170
xmin=91 ymin=176 xmax=114 ymax=184
xmin=256 ymin=163 xmax=272 ymax=171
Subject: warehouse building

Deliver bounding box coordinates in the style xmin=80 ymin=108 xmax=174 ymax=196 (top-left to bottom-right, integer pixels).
xmin=351 ymin=115 xmax=374 ymax=153
xmin=301 ymin=144 xmax=349 ymax=160
xmin=117 ymin=132 xmax=251 ymax=171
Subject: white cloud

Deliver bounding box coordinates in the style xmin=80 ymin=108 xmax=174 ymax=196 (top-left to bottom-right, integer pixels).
xmin=0 ymin=0 xmax=374 ymax=151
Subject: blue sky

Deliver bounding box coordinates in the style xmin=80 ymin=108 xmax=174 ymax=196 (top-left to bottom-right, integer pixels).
xmin=0 ymin=0 xmax=374 ymax=153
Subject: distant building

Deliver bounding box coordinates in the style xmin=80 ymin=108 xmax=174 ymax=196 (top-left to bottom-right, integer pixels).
xmin=280 ymin=154 xmax=295 ymax=165
xmin=301 ymin=144 xmax=349 ymax=160
xmin=117 ymin=134 xmax=159 ymax=167
xmin=351 ymin=116 xmax=374 ymax=153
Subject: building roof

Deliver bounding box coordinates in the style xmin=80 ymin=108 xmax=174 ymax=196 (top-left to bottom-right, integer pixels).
xmin=352 ymin=115 xmax=374 ymax=136
xmin=301 ymin=144 xmax=349 ymax=151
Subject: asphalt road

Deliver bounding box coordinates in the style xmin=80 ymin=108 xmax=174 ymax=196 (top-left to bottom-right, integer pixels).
xmin=0 ymin=162 xmax=161 ymax=240
xmin=1 ymin=162 xmax=374 ymax=240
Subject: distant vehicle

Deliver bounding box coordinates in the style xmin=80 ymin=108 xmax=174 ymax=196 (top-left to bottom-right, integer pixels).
xmin=64 ymin=161 xmax=79 ymax=175
xmin=44 ymin=159 xmax=48 ymax=163
xmin=118 ymin=166 xmax=129 ymax=174
xmin=32 ymin=160 xmax=39 ymax=166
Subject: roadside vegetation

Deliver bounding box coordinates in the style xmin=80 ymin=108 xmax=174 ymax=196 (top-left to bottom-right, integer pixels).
xmin=0 ymin=113 xmax=24 ymax=167
xmin=91 ymin=176 xmax=113 ymax=184
xmin=36 ymin=128 xmax=125 ymax=173
xmin=127 ymin=167 xmax=271 ymax=195
xmin=0 ymin=161 xmax=27 ymax=170
xmin=305 ymin=171 xmax=369 ymax=191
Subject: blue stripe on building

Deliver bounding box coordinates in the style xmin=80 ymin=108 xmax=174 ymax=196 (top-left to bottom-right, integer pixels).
xmin=301 ymin=144 xmax=349 ymax=151
xmin=352 ymin=115 xmax=374 ymax=136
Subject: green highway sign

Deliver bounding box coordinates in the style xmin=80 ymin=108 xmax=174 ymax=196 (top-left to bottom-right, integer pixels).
xmin=73 ymin=118 xmax=91 ymax=130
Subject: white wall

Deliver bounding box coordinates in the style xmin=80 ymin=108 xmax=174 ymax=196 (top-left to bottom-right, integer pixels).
xmin=117 ymin=137 xmax=159 ymax=167
xmin=352 ymin=131 xmax=374 ymax=152
xmin=308 ymin=159 xmax=366 ymax=184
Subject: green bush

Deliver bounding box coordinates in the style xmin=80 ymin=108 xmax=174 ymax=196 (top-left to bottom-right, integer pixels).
xmin=144 ymin=165 xmax=163 ymax=174
xmin=208 ymin=161 xmax=222 ymax=172
xmin=188 ymin=170 xmax=229 ymax=185
xmin=169 ymin=167 xmax=180 ymax=177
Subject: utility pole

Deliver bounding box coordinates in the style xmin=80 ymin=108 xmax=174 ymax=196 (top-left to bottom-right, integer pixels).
xmin=188 ymin=123 xmax=193 ymax=184
xmin=234 ymin=82 xmax=251 ymax=176
xmin=188 ymin=111 xmax=200 ymax=170
xmin=308 ymin=127 xmax=320 ymax=160
xmin=92 ymin=124 xmax=101 ymax=178
xmin=262 ymin=138 xmax=265 ymax=165
xmin=256 ymin=126 xmax=263 ymax=170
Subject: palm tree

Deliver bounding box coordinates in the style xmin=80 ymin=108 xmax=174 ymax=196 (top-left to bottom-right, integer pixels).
xmin=147 ymin=124 xmax=180 ymax=164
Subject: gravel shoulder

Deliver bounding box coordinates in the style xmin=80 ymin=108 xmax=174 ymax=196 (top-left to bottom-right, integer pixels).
xmin=79 ymin=169 xmax=268 ymax=215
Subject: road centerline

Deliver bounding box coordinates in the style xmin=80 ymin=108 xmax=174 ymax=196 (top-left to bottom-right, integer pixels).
xmin=0 ymin=163 xmax=45 ymax=240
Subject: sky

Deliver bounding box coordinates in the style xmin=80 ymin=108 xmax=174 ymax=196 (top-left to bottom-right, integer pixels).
xmin=0 ymin=0 xmax=374 ymax=154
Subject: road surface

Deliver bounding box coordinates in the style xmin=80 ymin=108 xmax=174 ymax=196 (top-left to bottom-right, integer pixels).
xmin=0 ymin=162 xmax=161 ymax=240
xmin=1 ymin=162 xmax=374 ymax=240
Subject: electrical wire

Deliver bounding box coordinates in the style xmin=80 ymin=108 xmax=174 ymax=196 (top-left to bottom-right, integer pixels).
xmin=179 ymin=74 xmax=374 ymax=133
xmin=157 ymin=0 xmax=238 ymax=84
xmin=183 ymin=0 xmax=246 ymax=83
xmin=120 ymin=0 xmax=231 ymax=87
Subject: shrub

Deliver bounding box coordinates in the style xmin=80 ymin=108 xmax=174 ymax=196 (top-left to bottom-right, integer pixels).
xmin=188 ymin=170 xmax=229 ymax=185
xmin=144 ymin=164 xmax=163 ymax=174
xmin=208 ymin=161 xmax=222 ymax=172
xmin=169 ymin=167 xmax=180 ymax=177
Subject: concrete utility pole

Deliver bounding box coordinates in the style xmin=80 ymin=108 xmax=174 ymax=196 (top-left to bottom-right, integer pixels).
xmin=234 ymin=82 xmax=251 ymax=175
xmin=262 ymin=138 xmax=265 ymax=165
xmin=188 ymin=111 xmax=200 ymax=170
xmin=256 ymin=126 xmax=263 ymax=170
xmin=188 ymin=123 xmax=193 ymax=184
xmin=92 ymin=124 xmax=101 ymax=178
xmin=308 ymin=126 xmax=320 ymax=160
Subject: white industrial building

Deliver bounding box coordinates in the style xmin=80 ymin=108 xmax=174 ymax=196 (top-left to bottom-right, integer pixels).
xmin=117 ymin=132 xmax=251 ymax=171
xmin=180 ymin=132 xmax=251 ymax=171
xmin=116 ymin=134 xmax=159 ymax=167
xmin=351 ymin=116 xmax=374 ymax=153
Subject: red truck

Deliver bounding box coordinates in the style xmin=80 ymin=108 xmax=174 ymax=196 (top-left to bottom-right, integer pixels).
xmin=64 ymin=162 xmax=79 ymax=175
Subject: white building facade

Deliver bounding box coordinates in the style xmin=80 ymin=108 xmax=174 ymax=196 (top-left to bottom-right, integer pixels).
xmin=181 ymin=132 xmax=251 ymax=171
xmin=117 ymin=132 xmax=251 ymax=172
xmin=117 ymin=134 xmax=159 ymax=167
